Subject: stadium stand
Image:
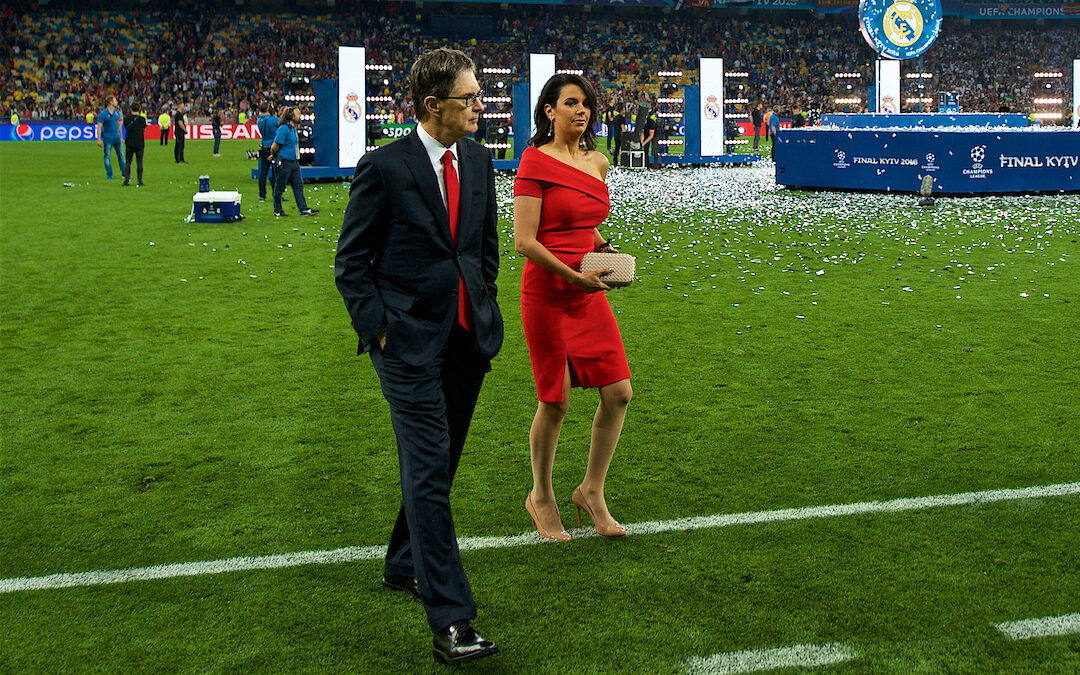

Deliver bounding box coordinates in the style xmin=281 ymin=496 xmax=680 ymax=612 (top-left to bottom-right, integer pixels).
xmin=2 ymin=2 xmax=1076 ymax=123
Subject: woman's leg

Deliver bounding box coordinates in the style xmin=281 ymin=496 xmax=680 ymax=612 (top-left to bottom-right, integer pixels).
xmin=528 ymin=365 xmax=571 ymax=532
xmin=578 ymin=378 xmax=632 ymax=525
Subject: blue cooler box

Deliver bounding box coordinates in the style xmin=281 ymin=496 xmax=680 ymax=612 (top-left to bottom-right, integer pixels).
xmin=193 ymin=191 xmax=242 ymax=223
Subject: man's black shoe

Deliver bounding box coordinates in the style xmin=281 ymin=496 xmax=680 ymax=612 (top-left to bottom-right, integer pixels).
xmin=432 ymin=621 xmax=498 ymax=665
xmin=299 ymin=208 xmax=319 ymax=216
xmin=382 ymin=573 xmax=420 ymax=600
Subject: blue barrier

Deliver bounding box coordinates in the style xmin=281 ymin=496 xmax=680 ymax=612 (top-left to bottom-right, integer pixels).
xmin=2 ymin=122 xmax=98 ymax=141
xmin=775 ymin=127 xmax=1080 ymax=194
xmin=820 ymin=113 xmax=1029 ymax=129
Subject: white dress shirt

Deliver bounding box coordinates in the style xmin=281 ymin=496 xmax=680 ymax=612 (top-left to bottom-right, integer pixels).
xmin=414 ymin=122 xmax=459 ymax=213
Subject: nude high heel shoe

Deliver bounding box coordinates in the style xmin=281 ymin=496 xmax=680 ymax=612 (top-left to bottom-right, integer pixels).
xmin=572 ymin=486 xmax=627 ymax=538
xmin=525 ymin=493 xmax=571 ymax=542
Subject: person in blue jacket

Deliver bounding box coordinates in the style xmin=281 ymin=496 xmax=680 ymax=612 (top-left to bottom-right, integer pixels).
xmin=269 ymin=106 xmax=318 ymax=217
xmin=256 ymin=102 xmax=278 ymax=201
xmin=96 ymin=96 xmax=127 ymax=180
xmin=767 ymin=106 xmax=781 ymax=159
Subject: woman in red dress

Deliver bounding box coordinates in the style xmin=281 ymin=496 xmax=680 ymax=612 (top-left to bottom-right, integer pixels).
xmin=513 ymin=74 xmax=632 ymax=541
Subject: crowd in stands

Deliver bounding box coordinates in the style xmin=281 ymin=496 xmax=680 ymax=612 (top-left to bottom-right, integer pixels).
xmin=2 ymin=2 xmax=1077 ymax=125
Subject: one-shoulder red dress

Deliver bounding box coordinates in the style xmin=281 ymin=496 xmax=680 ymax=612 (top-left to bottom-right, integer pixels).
xmin=513 ymin=146 xmax=631 ymax=403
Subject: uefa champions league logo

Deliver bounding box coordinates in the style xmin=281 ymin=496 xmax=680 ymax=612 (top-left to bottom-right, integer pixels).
xmin=833 ymin=149 xmax=850 ymax=169
xmin=963 ymin=144 xmax=993 ymax=179
xmin=921 ymin=152 xmax=939 ymax=172
xmin=970 ymin=145 xmax=986 ymax=168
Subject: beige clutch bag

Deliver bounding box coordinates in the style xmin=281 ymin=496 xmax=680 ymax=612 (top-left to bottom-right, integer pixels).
xmin=580 ymin=252 xmax=636 ymax=288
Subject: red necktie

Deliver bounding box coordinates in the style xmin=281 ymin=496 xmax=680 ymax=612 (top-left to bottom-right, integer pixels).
xmin=442 ymin=150 xmax=473 ymax=332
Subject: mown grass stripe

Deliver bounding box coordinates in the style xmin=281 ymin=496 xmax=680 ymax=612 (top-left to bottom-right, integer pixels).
xmin=684 ymin=642 xmax=857 ymax=674
xmin=2 ymin=482 xmax=1077 ymax=595
xmin=997 ymin=613 xmax=1080 ymax=640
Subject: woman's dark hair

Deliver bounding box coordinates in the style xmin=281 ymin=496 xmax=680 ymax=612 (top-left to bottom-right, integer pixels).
xmin=528 ymin=74 xmax=600 ymax=151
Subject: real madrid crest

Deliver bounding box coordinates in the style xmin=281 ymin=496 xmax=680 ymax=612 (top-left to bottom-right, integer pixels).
xmin=859 ymin=0 xmax=942 ymax=60
xmin=703 ymin=95 xmax=720 ymax=120
xmin=342 ymin=92 xmax=362 ymax=124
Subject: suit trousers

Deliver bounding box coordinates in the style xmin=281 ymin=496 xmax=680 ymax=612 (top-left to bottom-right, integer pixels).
xmin=371 ymin=323 xmax=488 ymax=632
xmin=174 ymin=133 xmax=185 ymax=162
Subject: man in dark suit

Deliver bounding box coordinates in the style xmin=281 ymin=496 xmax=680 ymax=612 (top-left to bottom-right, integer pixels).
xmin=612 ymin=104 xmax=626 ymax=160
xmin=751 ymin=102 xmax=764 ymax=151
xmin=335 ymin=48 xmax=503 ymax=665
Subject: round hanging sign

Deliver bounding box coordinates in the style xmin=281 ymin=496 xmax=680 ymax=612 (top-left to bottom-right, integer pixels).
xmin=859 ymin=0 xmax=942 ymax=60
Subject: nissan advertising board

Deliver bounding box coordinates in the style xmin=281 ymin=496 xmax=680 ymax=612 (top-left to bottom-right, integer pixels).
xmin=1 ymin=122 xmax=263 ymax=142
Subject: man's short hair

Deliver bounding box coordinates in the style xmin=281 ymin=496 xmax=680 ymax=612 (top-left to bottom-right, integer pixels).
xmin=410 ymin=48 xmax=476 ymax=122
xmin=260 ymin=102 xmax=269 ymax=113
xmin=131 ymin=102 xmax=141 ymax=113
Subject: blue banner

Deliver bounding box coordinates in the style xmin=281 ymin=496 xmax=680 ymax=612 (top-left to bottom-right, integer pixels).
xmin=710 ymin=0 xmax=816 ymax=8
xmin=384 ymin=0 xmax=675 ymax=4
xmin=775 ymin=128 xmax=1080 ymax=193
xmin=2 ymin=122 xmax=97 ymax=142
xmin=964 ymin=3 xmax=1080 ymax=18
xmin=820 ymin=113 xmax=1030 ymax=128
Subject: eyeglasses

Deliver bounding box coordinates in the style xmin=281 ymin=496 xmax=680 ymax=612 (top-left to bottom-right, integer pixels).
xmin=440 ymin=91 xmax=485 ymax=107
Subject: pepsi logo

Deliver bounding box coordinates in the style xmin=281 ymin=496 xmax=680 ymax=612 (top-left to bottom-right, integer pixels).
xmin=15 ymin=124 xmax=33 ymax=141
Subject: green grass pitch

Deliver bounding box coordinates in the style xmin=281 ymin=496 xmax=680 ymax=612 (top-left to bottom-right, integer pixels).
xmin=1 ymin=139 xmax=1078 ymax=672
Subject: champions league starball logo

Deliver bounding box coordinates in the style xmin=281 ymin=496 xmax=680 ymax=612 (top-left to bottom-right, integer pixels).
xmin=833 ymin=149 xmax=850 ymax=169
xmin=859 ymin=0 xmax=942 ymax=60
xmin=342 ymin=92 xmax=362 ymax=124
xmin=703 ymin=95 xmax=720 ymax=120
xmin=963 ymin=144 xmax=994 ymax=179
xmin=970 ymin=144 xmax=986 ymax=167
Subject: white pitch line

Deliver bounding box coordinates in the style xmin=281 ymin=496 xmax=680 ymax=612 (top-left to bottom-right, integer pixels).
xmin=684 ymin=642 xmax=857 ymax=674
xmin=2 ymin=481 xmax=1077 ymax=595
xmin=997 ymin=613 xmax=1080 ymax=641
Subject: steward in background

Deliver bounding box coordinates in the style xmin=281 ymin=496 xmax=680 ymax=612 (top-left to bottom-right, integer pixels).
xmin=158 ymin=109 xmax=171 ymax=145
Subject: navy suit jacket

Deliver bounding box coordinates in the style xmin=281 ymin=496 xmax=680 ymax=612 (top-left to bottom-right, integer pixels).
xmin=335 ymin=129 xmax=504 ymax=366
